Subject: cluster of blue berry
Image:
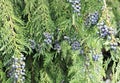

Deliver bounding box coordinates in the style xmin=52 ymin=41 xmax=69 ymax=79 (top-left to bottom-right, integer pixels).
xmin=92 ymin=54 xmax=99 ymax=61
xmin=63 ymin=35 xmax=82 ymax=51
xmin=8 ymin=54 xmax=25 ymax=83
xmin=110 ymin=42 xmax=118 ymax=50
xmin=97 ymin=22 xmax=116 ymax=38
xmin=68 ymin=0 xmax=81 ymax=16
xmin=29 ymin=39 xmax=42 ymax=53
xmin=53 ymin=41 xmax=61 ymax=53
xmin=85 ymin=11 xmax=99 ymax=26
xmin=43 ymin=32 xmax=53 ymax=45
xmin=89 ymin=49 xmax=101 ymax=61
xmin=29 ymin=39 xmax=36 ymax=49
xmin=71 ymin=40 xmax=80 ymax=50
xmin=63 ymin=35 xmax=84 ymax=54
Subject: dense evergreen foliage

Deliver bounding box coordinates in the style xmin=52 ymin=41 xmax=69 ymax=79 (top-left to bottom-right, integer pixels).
xmin=0 ymin=0 xmax=120 ymax=83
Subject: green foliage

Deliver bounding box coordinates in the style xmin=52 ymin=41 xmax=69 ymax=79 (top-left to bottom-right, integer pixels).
xmin=0 ymin=0 xmax=120 ymax=83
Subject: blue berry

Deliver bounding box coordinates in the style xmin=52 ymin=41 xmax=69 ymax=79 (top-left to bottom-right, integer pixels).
xmin=44 ymin=39 xmax=52 ymax=45
xmin=110 ymin=42 xmax=118 ymax=50
xmin=92 ymin=55 xmax=99 ymax=61
xmin=85 ymin=11 xmax=99 ymax=26
xmin=43 ymin=32 xmax=53 ymax=45
xmin=29 ymin=39 xmax=36 ymax=49
xmin=97 ymin=22 xmax=116 ymax=38
xmin=68 ymin=0 xmax=81 ymax=16
xmin=8 ymin=54 xmax=26 ymax=83
xmin=43 ymin=32 xmax=52 ymax=39
xmin=71 ymin=41 xmax=80 ymax=50
xmin=53 ymin=42 xmax=61 ymax=52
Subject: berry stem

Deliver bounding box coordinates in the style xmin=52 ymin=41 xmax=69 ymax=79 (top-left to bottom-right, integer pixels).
xmin=72 ymin=14 xmax=75 ymax=26
xmin=103 ymin=0 xmax=110 ymax=26
xmin=72 ymin=14 xmax=78 ymax=31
